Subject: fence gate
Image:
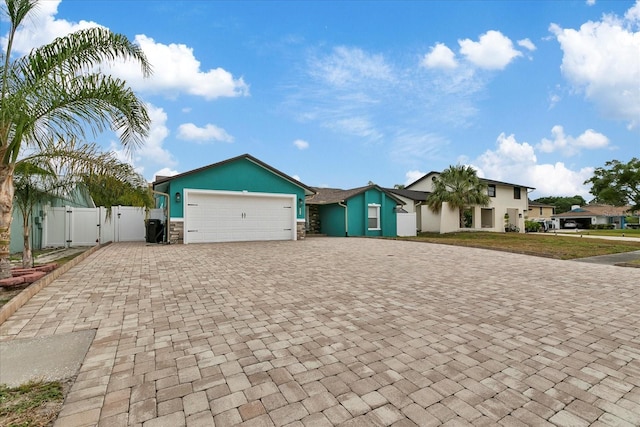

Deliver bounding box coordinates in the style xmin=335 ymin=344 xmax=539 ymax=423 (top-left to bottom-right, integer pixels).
xmin=397 ymin=212 xmax=417 ymax=237
xmin=113 ymin=206 xmax=146 ymax=243
xmin=43 ymin=206 xmax=146 ymax=248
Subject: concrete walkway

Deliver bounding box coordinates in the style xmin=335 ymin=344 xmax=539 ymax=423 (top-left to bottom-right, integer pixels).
xmin=573 ymin=250 xmax=640 ymax=266
xmin=1 ymin=239 xmax=640 ymax=426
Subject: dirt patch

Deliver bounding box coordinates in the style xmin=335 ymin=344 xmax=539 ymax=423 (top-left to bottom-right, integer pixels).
xmin=0 ymin=285 xmax=28 ymax=309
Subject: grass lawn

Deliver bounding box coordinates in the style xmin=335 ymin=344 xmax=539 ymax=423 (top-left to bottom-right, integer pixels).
xmin=401 ymin=232 xmax=640 ymax=260
xmin=0 ymin=381 xmax=65 ymax=427
xmin=569 ymin=228 xmax=640 ymax=237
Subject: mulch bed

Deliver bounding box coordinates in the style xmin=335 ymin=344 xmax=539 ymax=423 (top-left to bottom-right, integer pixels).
xmin=0 ymin=264 xmax=58 ymax=308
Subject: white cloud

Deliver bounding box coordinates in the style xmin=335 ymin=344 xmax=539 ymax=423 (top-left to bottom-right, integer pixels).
xmin=517 ymin=38 xmax=537 ymax=51
xmin=422 ymin=43 xmax=458 ymax=69
xmin=328 ymin=117 xmax=383 ymax=141
xmin=309 ymin=46 xmax=395 ymax=87
xmin=550 ymin=2 xmax=640 ymax=128
xmin=2 ymin=4 xmax=249 ymax=101
xmin=391 ymin=132 xmax=449 ymax=165
xmin=627 ymin=0 xmax=640 ymax=21
xmin=473 ymin=132 xmax=594 ymax=198
xmin=153 ymin=167 xmax=179 ymax=182
xmin=405 ymin=170 xmax=427 ymax=186
xmin=1 ymin=0 xmax=102 ymax=52
xmin=110 ymin=35 xmax=249 ymax=100
xmin=536 ymin=125 xmax=609 ymax=155
xmin=293 ymin=139 xmax=309 ymax=150
xmin=177 ymin=123 xmax=234 ymax=143
xmin=111 ymin=103 xmax=177 ymax=178
xmin=458 ymin=30 xmax=523 ymax=70
xmin=586 ymin=0 xmax=596 ymax=6
xmin=292 ymin=174 xmax=301 ymax=181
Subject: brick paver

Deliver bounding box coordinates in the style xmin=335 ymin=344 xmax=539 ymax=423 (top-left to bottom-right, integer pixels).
xmin=1 ymin=238 xmax=639 ymax=426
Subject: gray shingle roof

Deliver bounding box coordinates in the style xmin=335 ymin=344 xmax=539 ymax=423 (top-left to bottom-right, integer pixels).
xmin=307 ymin=185 xmax=405 ymax=205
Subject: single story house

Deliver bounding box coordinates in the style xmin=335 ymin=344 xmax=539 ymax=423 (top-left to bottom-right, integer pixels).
xmin=552 ymin=204 xmax=638 ymax=229
xmin=389 ymin=172 xmax=533 ymax=233
xmin=306 ymin=185 xmax=404 ymax=237
xmin=152 ymin=154 xmax=315 ymax=244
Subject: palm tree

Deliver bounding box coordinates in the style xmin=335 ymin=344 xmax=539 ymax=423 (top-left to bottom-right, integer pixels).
xmin=13 ymin=138 xmax=154 ymax=268
xmin=426 ymin=165 xmax=490 ymax=228
xmin=0 ymin=0 xmax=151 ymax=277
xmin=13 ymin=161 xmax=57 ymax=268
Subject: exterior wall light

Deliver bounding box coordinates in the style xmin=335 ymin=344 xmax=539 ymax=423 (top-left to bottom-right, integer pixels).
xmin=175 ymin=192 xmax=181 ymax=203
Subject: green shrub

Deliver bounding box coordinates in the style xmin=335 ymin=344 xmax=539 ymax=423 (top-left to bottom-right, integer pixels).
xmin=525 ymin=220 xmax=541 ymax=232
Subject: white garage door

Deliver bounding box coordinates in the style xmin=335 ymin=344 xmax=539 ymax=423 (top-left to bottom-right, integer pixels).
xmin=184 ymin=189 xmax=296 ymax=244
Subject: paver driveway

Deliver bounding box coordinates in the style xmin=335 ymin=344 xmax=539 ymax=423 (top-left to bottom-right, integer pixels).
xmin=1 ymin=238 xmax=640 ymax=426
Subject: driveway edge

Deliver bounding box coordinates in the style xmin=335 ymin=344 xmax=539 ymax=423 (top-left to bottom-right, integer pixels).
xmin=0 ymin=243 xmax=109 ymax=326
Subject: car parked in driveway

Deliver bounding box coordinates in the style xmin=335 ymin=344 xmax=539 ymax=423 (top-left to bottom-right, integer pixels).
xmin=564 ymin=220 xmax=578 ymax=228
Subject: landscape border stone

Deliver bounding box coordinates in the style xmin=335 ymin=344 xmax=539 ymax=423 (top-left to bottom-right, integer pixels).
xmin=0 ymin=243 xmax=109 ymax=326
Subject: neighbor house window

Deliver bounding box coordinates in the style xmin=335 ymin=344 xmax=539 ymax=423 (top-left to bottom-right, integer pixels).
xmin=368 ymin=204 xmax=380 ymax=230
xmin=539 ymin=207 xmax=543 ymax=215
xmin=488 ymin=185 xmax=496 ymax=197
xmin=514 ymin=187 xmax=521 ymax=199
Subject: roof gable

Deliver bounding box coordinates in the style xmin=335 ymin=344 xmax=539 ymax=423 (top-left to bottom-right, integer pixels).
xmin=384 ymin=188 xmax=430 ymax=202
xmin=406 ymin=170 xmax=535 ymax=191
xmin=153 ymin=153 xmax=315 ymax=195
xmin=405 ymin=171 xmax=439 ymax=190
xmin=307 ymin=184 xmax=404 ymax=205
xmin=553 ymin=204 xmax=635 ymax=218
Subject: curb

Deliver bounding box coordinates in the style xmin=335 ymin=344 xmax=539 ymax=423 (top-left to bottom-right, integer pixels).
xmin=0 ymin=243 xmax=109 ymax=326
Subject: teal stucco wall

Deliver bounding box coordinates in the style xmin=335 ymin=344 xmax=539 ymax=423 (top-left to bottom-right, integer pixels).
xmin=319 ymin=204 xmax=346 ymax=236
xmin=317 ymin=188 xmax=398 ymax=237
xmin=348 ymin=189 xmax=397 ymax=237
xmin=166 ymin=158 xmax=307 ymax=220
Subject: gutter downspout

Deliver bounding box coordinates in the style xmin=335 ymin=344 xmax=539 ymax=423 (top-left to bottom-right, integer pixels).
xmin=338 ymin=201 xmax=348 ymax=237
xmin=415 ymin=201 xmax=423 ymax=232
xmin=152 ymin=190 xmax=170 ymax=243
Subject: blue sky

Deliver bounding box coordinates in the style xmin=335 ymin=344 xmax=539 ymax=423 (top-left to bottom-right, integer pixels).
xmin=3 ymin=0 xmax=639 ymax=199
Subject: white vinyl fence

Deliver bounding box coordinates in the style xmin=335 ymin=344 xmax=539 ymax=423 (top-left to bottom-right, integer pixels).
xmin=397 ymin=212 xmax=417 ymax=237
xmin=42 ymin=206 xmax=153 ymax=247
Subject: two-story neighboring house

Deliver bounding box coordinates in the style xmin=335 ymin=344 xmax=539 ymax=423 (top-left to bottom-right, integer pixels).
xmin=387 ymin=172 xmax=533 ymax=234
xmin=528 ymin=200 xmax=556 ymax=221
xmin=527 ymin=200 xmax=556 ymax=231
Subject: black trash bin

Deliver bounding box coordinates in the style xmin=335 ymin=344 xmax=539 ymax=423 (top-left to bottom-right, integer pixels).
xmin=146 ymin=219 xmax=164 ymax=243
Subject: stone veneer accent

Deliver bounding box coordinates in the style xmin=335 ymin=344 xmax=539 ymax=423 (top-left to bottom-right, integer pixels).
xmin=307 ymin=205 xmax=321 ymax=234
xmin=169 ymin=221 xmax=184 ymax=244
xmin=297 ymin=222 xmax=306 ymax=240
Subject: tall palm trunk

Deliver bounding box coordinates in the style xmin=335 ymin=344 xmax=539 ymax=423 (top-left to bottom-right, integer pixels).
xmin=0 ymin=164 xmax=15 ymax=279
xmin=22 ymin=210 xmax=31 ymax=268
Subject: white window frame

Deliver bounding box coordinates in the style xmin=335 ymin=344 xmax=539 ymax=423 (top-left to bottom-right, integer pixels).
xmin=368 ymin=204 xmax=381 ymax=230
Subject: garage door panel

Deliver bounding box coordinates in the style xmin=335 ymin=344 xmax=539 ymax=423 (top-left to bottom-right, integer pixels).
xmin=185 ymin=191 xmax=296 ymax=244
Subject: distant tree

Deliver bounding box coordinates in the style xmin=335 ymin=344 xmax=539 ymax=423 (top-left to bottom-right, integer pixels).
xmin=534 ymin=195 xmax=587 ymax=214
xmin=393 ymin=184 xmax=405 ymax=189
xmin=426 ymin=165 xmax=490 ymax=228
xmin=585 ymin=158 xmax=640 ymax=212
xmin=83 ymin=166 xmax=152 ymax=209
